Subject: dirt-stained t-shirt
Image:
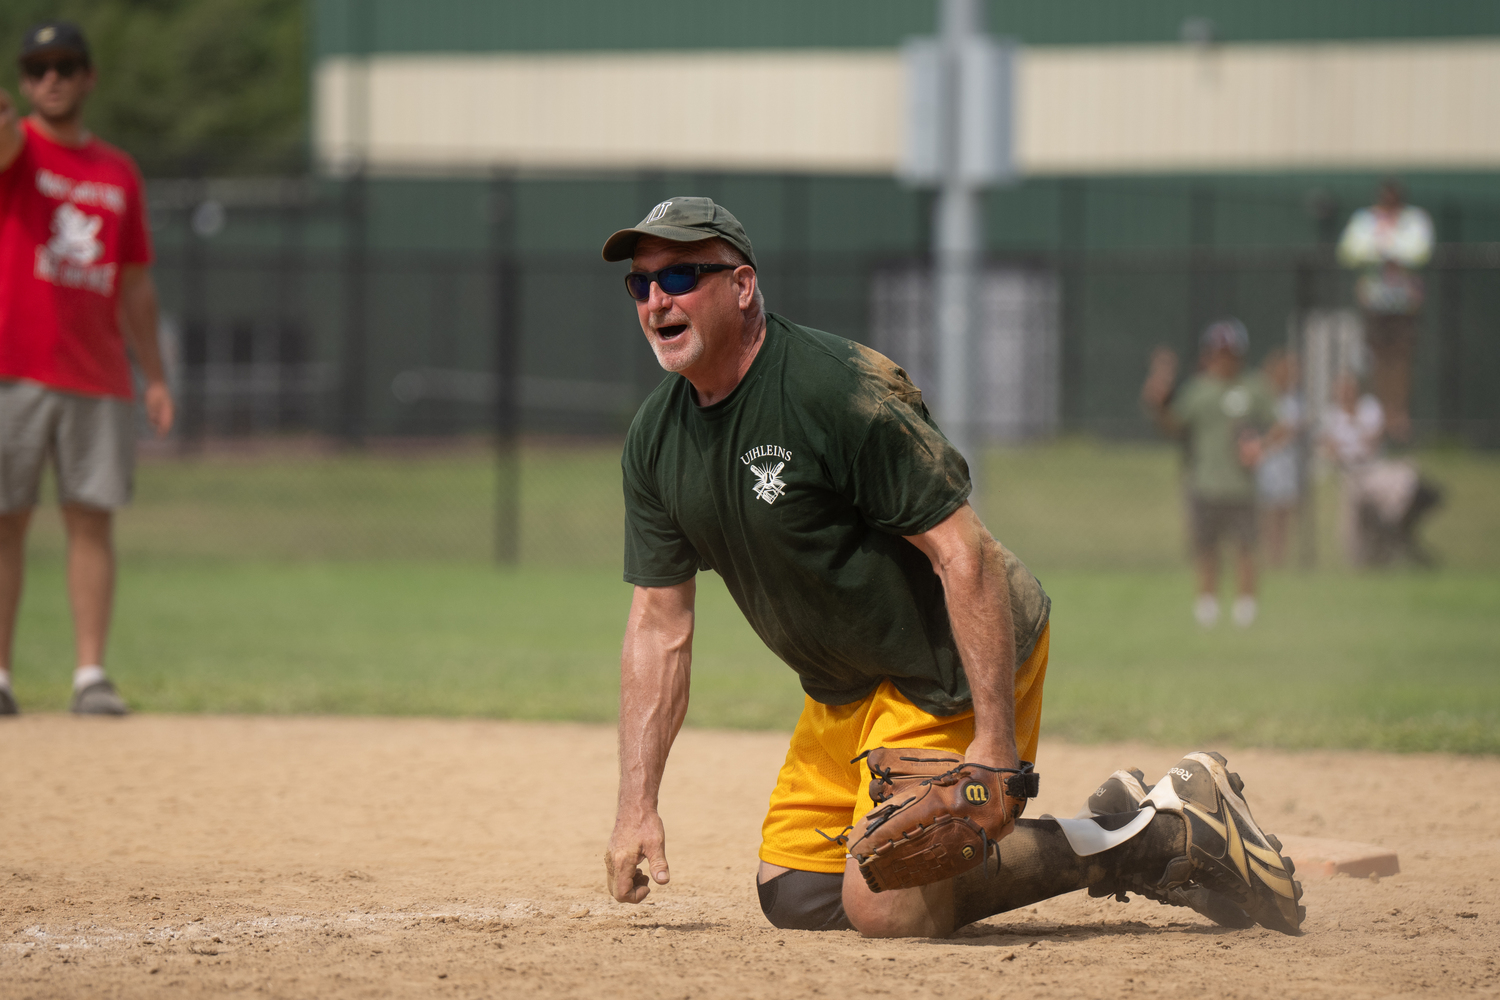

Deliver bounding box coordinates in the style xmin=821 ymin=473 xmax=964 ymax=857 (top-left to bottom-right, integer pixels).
xmin=622 ymin=314 xmax=1050 ymax=717
xmin=1170 ymin=372 xmax=1280 ymax=501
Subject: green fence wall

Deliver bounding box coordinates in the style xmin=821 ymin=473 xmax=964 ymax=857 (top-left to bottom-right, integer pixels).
xmin=313 ymin=0 xmax=1500 ymax=56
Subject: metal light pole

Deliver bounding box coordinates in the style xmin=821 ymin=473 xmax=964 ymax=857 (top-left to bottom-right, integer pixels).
xmin=934 ymin=0 xmax=983 ymax=496
xmin=902 ymin=0 xmax=1015 ymax=514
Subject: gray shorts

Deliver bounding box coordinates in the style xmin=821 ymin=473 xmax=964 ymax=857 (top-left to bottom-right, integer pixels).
xmin=1190 ymin=496 xmax=1257 ymax=555
xmin=0 ymin=379 xmax=135 ymax=513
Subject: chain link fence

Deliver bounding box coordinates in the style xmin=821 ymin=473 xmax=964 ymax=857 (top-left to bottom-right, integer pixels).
xmin=102 ymin=174 xmax=1500 ymax=569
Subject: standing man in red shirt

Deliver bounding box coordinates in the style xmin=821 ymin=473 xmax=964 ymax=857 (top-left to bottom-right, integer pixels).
xmin=0 ymin=22 xmax=173 ymax=716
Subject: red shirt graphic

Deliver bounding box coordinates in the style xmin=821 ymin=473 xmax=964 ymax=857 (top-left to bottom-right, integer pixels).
xmin=0 ymin=119 xmax=152 ymax=399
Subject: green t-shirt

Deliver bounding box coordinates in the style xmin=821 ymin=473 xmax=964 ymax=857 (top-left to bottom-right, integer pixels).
xmin=622 ymin=314 xmax=1050 ymax=717
xmin=1170 ymin=372 xmax=1279 ymax=501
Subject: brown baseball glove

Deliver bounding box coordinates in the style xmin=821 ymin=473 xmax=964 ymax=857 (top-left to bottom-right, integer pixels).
xmin=839 ymin=747 xmax=1040 ymax=893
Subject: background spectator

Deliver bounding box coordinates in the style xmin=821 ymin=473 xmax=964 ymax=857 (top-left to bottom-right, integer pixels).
xmin=1256 ymin=348 xmax=1302 ymax=569
xmin=0 ymin=21 xmax=173 ymax=716
xmin=1320 ymin=373 xmax=1441 ymax=568
xmin=1141 ymin=319 xmax=1282 ymax=628
xmin=1337 ymin=180 xmax=1433 ymax=443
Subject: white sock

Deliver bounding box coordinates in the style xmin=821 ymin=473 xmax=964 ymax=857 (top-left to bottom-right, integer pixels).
xmin=1194 ymin=594 xmax=1219 ymax=628
xmin=1232 ymin=596 xmax=1258 ymax=628
xmin=0 ymin=670 xmax=11 ymax=693
xmin=73 ymin=665 xmax=106 ymax=691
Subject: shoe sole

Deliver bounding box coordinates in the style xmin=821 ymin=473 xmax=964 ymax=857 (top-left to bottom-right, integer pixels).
xmin=1147 ymin=751 xmax=1305 ymax=935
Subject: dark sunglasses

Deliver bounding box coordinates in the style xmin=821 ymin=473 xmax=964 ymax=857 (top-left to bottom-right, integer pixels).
xmin=624 ymin=263 xmax=736 ymax=302
xmin=22 ymin=57 xmax=85 ymax=80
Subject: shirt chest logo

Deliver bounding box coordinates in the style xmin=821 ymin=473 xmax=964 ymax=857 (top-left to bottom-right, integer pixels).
xmin=48 ymin=203 xmax=104 ymax=265
xmin=1222 ymin=387 xmax=1251 ymax=419
xmin=33 ymin=203 xmax=115 ymax=295
xmin=741 ymin=445 xmax=792 ymax=505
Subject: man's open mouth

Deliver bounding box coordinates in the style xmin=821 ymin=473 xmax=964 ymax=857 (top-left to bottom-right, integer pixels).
xmin=657 ymin=325 xmax=687 ymax=340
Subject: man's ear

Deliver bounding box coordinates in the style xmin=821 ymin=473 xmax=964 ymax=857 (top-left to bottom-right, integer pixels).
xmin=734 ymin=265 xmax=757 ymax=310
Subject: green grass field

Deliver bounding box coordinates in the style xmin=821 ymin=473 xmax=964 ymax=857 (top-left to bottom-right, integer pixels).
xmin=10 ymin=440 xmax=1500 ymax=753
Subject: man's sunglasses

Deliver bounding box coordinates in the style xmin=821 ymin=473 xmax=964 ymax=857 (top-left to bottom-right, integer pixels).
xmin=624 ymin=263 xmax=736 ymax=302
xmin=22 ymin=57 xmax=86 ymax=80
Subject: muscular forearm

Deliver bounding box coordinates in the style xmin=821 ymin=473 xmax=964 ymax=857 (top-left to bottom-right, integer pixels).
xmin=617 ymin=588 xmax=694 ymax=811
xmin=943 ymin=536 xmax=1017 ymax=762
xmin=608 ymin=580 xmax=695 ymax=902
xmin=908 ymin=506 xmax=1018 ymax=765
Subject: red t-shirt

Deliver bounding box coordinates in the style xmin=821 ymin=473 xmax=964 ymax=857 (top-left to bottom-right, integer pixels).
xmin=0 ymin=119 xmax=152 ymax=399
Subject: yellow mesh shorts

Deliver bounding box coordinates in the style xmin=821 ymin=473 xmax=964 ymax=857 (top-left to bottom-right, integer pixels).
xmin=759 ymin=623 xmax=1050 ymax=873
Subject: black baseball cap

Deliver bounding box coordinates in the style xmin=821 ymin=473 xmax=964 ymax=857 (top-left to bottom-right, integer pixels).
xmin=602 ymin=196 xmax=758 ymax=269
xmin=20 ymin=21 xmax=91 ymax=65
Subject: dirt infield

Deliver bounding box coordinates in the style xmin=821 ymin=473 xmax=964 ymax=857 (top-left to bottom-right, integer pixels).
xmin=2 ymin=715 xmax=1497 ymax=999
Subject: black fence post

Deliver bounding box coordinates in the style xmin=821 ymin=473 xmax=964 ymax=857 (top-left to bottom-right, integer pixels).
xmin=180 ymin=179 xmax=207 ymax=449
xmin=338 ymin=169 xmax=368 ymax=445
xmin=631 ymin=172 xmax=668 ymax=392
xmin=780 ymin=173 xmax=809 ymax=321
xmin=1437 ymin=204 xmax=1465 ymax=439
xmin=1186 ymin=183 xmax=1216 ymax=356
xmin=275 ymin=188 xmax=306 ymax=432
xmin=1292 ymin=256 xmax=1317 ymax=570
xmin=490 ymin=172 xmax=521 ymax=565
xmin=1056 ymin=177 xmax=1086 ymax=431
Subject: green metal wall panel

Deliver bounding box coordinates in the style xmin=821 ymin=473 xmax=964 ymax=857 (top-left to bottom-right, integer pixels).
xmin=313 ymin=0 xmax=933 ymax=57
xmin=315 ymin=0 xmax=1500 ymax=57
xmin=987 ymin=0 xmax=1500 ymax=46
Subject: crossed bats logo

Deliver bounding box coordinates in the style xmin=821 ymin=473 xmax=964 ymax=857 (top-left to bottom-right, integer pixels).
xmin=750 ymin=462 xmax=787 ymax=505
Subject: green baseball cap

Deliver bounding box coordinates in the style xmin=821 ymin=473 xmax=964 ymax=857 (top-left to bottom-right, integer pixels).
xmin=601 ymin=196 xmax=757 ymax=269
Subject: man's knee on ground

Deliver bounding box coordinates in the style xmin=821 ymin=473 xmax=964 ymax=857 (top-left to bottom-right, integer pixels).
xmin=756 ymin=869 xmax=851 ymax=932
xmin=841 ymin=872 xmax=953 ymax=939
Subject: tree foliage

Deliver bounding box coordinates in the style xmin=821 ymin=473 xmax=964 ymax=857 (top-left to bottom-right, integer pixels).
xmin=0 ymin=0 xmax=306 ymax=175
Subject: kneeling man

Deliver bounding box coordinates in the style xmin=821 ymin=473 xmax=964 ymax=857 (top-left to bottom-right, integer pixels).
xmin=602 ymin=198 xmax=1303 ymax=938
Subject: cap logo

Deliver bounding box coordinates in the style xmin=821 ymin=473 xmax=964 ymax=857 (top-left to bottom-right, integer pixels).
xmin=645 ymin=201 xmax=672 ymax=224
xmin=37 ymin=26 xmax=57 ymax=43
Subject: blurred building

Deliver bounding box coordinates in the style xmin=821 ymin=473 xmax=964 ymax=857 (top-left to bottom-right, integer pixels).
xmin=149 ymin=0 xmax=1500 ymax=444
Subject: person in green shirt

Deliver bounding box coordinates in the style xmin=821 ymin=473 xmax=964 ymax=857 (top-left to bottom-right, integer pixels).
xmin=1141 ymin=320 xmax=1284 ymax=628
xmin=602 ymin=198 xmax=1302 ymax=938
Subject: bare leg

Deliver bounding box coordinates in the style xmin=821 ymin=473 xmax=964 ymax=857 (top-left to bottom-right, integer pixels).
xmin=1235 ymin=539 xmax=1257 ymax=598
xmin=0 ymin=509 xmax=33 ymax=676
xmin=841 ymin=855 xmax=957 ymax=938
xmin=1196 ymin=549 xmax=1218 ymax=597
xmin=1368 ymin=317 xmax=1416 ymax=443
xmin=840 ymin=815 xmax=1187 ymax=938
xmin=1263 ymin=507 xmax=1290 ymax=569
xmin=61 ymin=505 xmax=114 ymax=670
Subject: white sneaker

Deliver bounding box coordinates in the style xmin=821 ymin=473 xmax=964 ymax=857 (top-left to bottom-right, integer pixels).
xmin=1194 ymin=595 xmax=1219 ymax=628
xmin=1232 ymin=596 xmax=1257 ymax=628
